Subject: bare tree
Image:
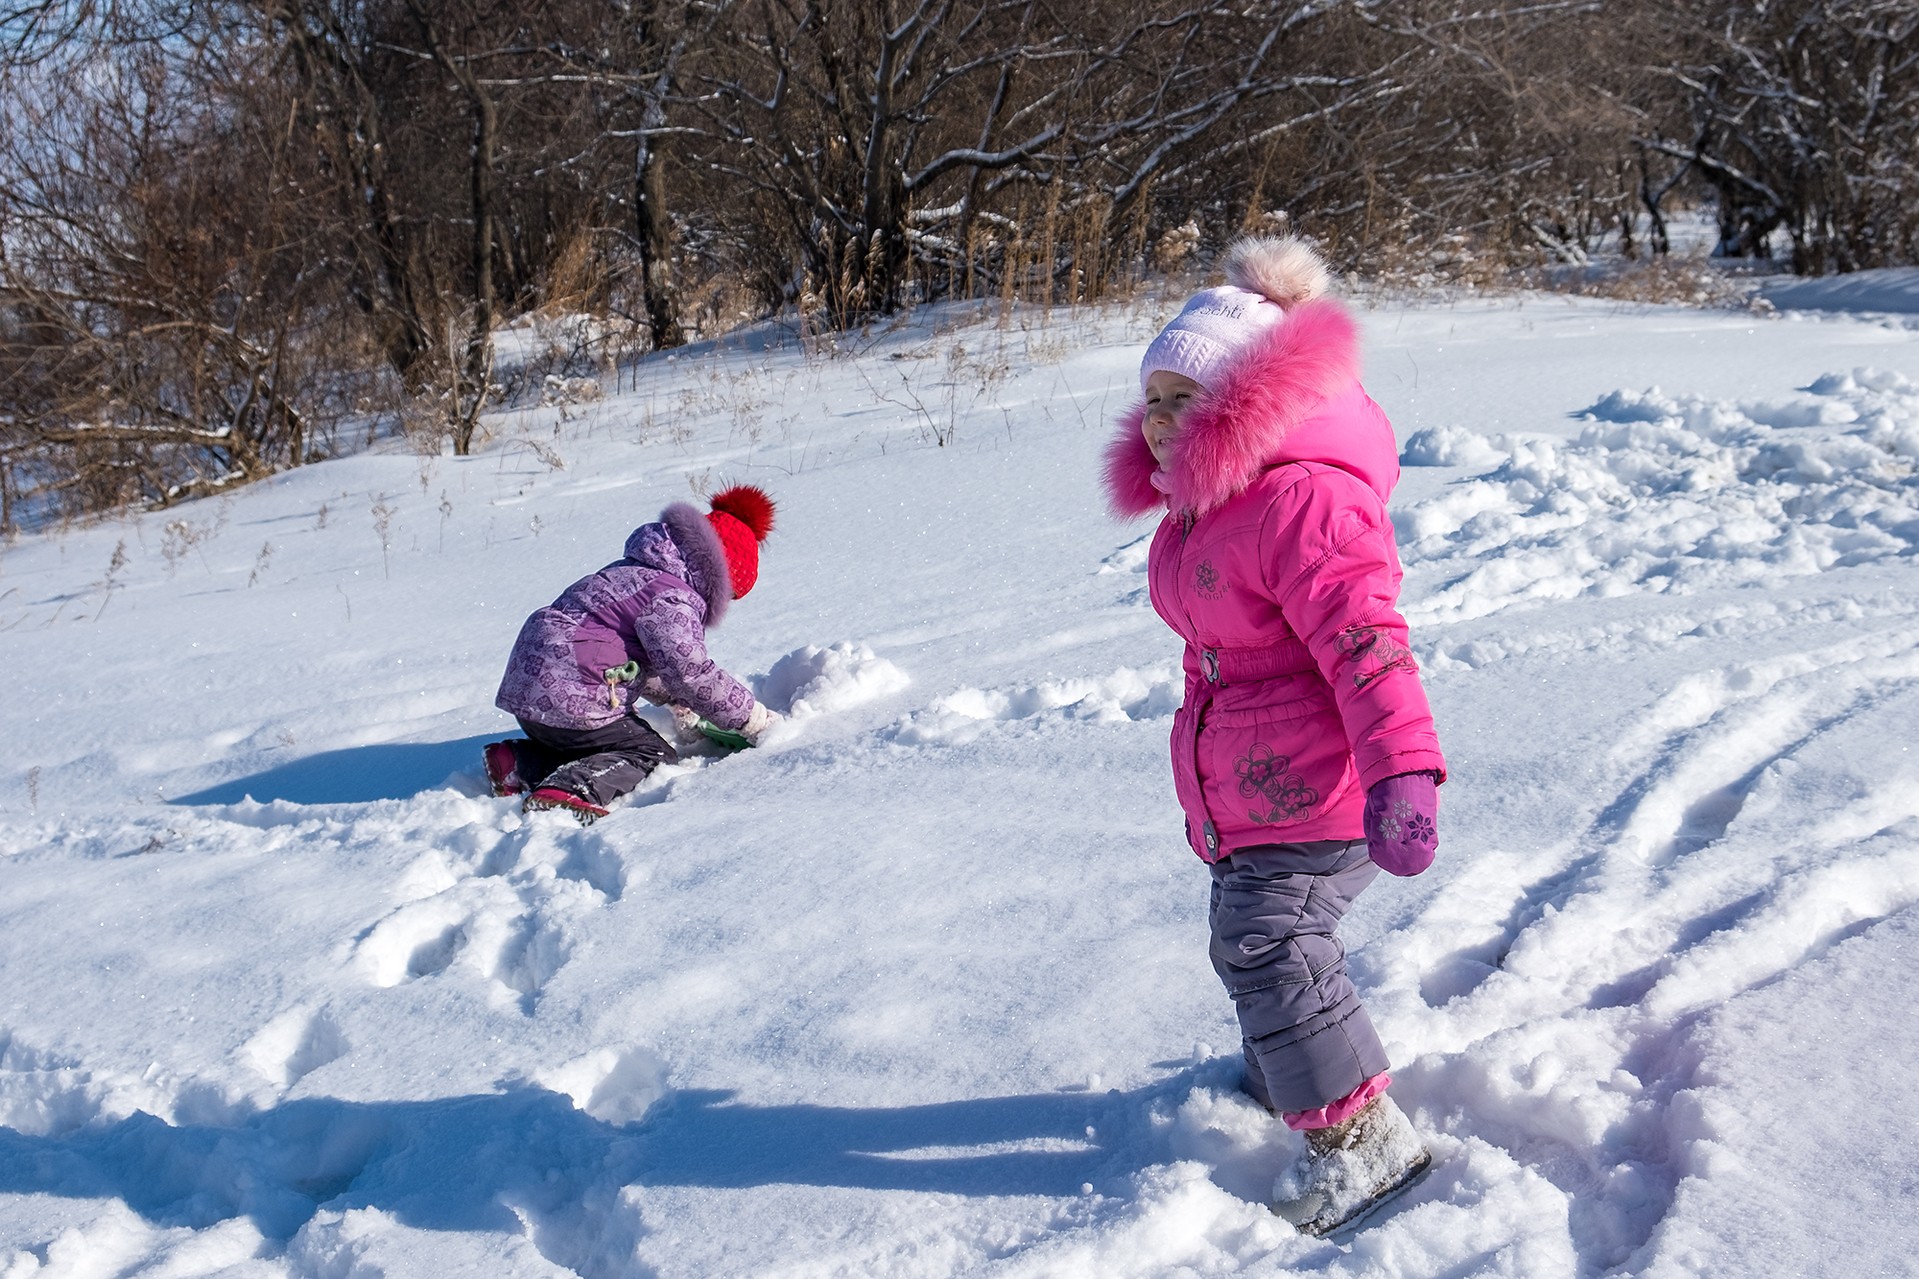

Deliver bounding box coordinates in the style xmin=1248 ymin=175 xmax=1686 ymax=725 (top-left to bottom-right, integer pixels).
xmin=402 ymin=0 xmax=501 ymax=453
xmin=522 ymin=0 xmax=743 ymax=352
xmin=250 ymin=0 xmax=617 ymax=451
xmin=688 ymin=0 xmax=1063 ymax=322
xmin=255 ymin=0 xmax=442 ymax=386
xmin=6 ymin=0 xmax=1909 ymax=528
xmin=1641 ymin=0 xmax=1918 ymax=271
xmin=606 ymin=0 xmax=727 ymax=350
xmin=0 ymin=23 xmax=333 ymax=521
xmin=678 ymin=0 xmax=1396 ymax=321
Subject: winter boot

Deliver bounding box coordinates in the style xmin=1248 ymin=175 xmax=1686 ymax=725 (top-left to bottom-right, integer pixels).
xmin=1271 ymin=1095 xmax=1430 ymax=1236
xmin=483 ymin=741 xmax=528 ymax=798
xmin=523 ymin=786 xmax=609 ymax=825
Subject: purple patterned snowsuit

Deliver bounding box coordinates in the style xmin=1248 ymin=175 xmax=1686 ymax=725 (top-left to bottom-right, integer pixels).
xmin=493 ymin=503 xmax=756 ymax=806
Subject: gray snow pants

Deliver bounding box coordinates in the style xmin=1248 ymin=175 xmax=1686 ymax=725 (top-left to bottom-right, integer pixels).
xmin=513 ymin=713 xmax=676 ymax=808
xmin=1207 ymin=838 xmax=1391 ymax=1115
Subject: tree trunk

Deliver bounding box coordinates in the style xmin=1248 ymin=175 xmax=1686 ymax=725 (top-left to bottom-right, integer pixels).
xmin=635 ymin=108 xmax=685 ymax=350
xmin=454 ymin=79 xmax=498 ymax=455
xmin=406 ymin=0 xmax=497 ymax=455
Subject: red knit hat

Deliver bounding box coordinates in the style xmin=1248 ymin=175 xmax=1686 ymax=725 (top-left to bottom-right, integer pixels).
xmin=706 ymin=485 xmax=776 ymax=599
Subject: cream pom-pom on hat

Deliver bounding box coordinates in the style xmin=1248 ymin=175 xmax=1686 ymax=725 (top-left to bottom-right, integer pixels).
xmin=1138 ymin=236 xmax=1333 ymax=391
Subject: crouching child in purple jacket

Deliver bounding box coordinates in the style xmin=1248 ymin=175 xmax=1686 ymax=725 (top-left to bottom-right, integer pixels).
xmin=485 ymin=486 xmax=781 ymax=823
xmin=1104 ymin=238 xmax=1445 ymax=1234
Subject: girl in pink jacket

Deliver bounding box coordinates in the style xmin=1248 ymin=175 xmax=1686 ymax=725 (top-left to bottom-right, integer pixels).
xmin=1103 ymin=236 xmax=1445 ymax=1235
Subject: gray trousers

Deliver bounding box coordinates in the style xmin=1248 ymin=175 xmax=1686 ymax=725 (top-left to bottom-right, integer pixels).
xmin=1208 ymin=839 xmax=1391 ymax=1114
xmin=513 ymin=713 xmax=677 ymax=808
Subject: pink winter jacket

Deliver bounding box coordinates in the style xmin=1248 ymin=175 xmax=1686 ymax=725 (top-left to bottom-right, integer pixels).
xmin=1103 ymin=297 xmax=1446 ymax=861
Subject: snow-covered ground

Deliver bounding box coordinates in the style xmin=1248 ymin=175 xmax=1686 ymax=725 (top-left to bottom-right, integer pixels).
xmin=1762 ymin=266 xmax=1919 ymax=318
xmin=3 ymin=286 xmax=1917 ymax=1278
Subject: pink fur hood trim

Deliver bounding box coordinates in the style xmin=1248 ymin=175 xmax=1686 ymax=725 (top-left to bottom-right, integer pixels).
xmin=1103 ymin=297 xmax=1375 ymax=518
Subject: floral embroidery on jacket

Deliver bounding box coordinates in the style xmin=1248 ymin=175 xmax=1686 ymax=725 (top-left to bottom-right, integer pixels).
xmin=1194 ymin=559 xmax=1226 ymax=600
xmin=1234 ymin=743 xmax=1320 ymax=824
xmin=1336 ymin=623 xmax=1419 ymax=691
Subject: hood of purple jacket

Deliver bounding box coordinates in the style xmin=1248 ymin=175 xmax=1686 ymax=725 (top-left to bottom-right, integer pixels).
xmin=1102 ymin=297 xmax=1398 ymax=518
xmin=638 ymin=502 xmax=733 ymax=626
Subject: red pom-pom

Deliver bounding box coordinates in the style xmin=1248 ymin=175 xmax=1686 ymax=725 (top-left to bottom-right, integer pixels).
xmin=709 ymin=485 xmax=776 ymax=543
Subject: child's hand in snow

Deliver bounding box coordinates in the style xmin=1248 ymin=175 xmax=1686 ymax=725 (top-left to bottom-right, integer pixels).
xmin=741 ymin=701 xmax=784 ymax=745
xmin=667 ymin=704 xmax=705 ymax=746
xmin=1364 ymin=772 xmax=1439 ymax=876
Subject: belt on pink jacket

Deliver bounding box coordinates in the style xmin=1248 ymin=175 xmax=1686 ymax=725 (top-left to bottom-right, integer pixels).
xmin=1196 ymin=638 xmax=1318 ymax=686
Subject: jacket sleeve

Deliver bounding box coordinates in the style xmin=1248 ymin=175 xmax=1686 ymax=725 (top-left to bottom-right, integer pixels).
xmin=1260 ymin=469 xmax=1446 ymax=790
xmin=632 ymin=582 xmax=758 ymax=730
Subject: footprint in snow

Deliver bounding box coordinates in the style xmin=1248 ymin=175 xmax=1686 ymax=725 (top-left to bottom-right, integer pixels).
xmin=1098 ymin=533 xmax=1152 ymax=575
xmin=244 ymin=1007 xmax=350 ymax=1092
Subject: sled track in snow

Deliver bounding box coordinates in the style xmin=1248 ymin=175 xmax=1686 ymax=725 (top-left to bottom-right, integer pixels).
xmin=1386 ymin=608 xmax=1919 ymax=1275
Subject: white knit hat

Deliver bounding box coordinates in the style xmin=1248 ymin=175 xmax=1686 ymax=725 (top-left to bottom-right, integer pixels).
xmin=1138 ymin=285 xmax=1284 ymax=391
xmin=1138 ymin=236 xmax=1333 ymax=391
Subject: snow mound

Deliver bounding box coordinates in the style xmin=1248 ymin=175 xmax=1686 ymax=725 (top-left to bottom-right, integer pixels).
xmin=754 ymin=641 xmax=910 ymax=719
xmin=1400 ymin=424 xmax=1510 ymax=469
xmin=891 ymin=664 xmax=1181 ymax=746
xmin=1397 ymin=367 xmax=1919 ymax=622
xmin=535 ymin=1046 xmax=669 ymax=1126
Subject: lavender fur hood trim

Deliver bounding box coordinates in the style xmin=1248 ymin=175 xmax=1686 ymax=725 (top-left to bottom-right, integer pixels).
xmin=655 ymin=501 xmax=732 ymax=627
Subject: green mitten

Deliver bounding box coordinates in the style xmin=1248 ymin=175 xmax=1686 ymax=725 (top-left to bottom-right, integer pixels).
xmin=697 ymin=720 xmax=754 ymax=752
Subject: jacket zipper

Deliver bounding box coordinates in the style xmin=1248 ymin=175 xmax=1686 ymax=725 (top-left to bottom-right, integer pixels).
xmin=1169 ymin=510 xmax=1222 ymax=858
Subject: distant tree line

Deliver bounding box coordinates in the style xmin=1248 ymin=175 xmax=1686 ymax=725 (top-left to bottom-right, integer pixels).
xmin=2 ymin=0 xmax=1914 ymax=525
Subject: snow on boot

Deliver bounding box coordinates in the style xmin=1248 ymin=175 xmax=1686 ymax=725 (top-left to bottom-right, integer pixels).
xmin=523 ymin=787 xmax=609 ymax=825
xmin=1271 ymin=1095 xmax=1430 ymax=1237
xmin=484 ymin=741 xmax=528 ymax=798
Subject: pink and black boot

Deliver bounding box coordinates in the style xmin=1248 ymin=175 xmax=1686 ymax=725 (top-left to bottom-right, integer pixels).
xmin=523 ymin=787 xmax=610 ymax=825
xmin=483 ymin=741 xmax=528 ymax=798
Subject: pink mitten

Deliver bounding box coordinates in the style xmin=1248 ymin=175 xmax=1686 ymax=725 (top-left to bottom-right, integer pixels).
xmin=1364 ymin=772 xmax=1440 ymax=876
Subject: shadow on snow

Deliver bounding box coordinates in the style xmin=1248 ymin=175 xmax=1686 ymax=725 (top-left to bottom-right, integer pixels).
xmin=0 ymin=1076 xmax=1185 ymax=1243
xmin=169 ymin=735 xmax=496 ymax=806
